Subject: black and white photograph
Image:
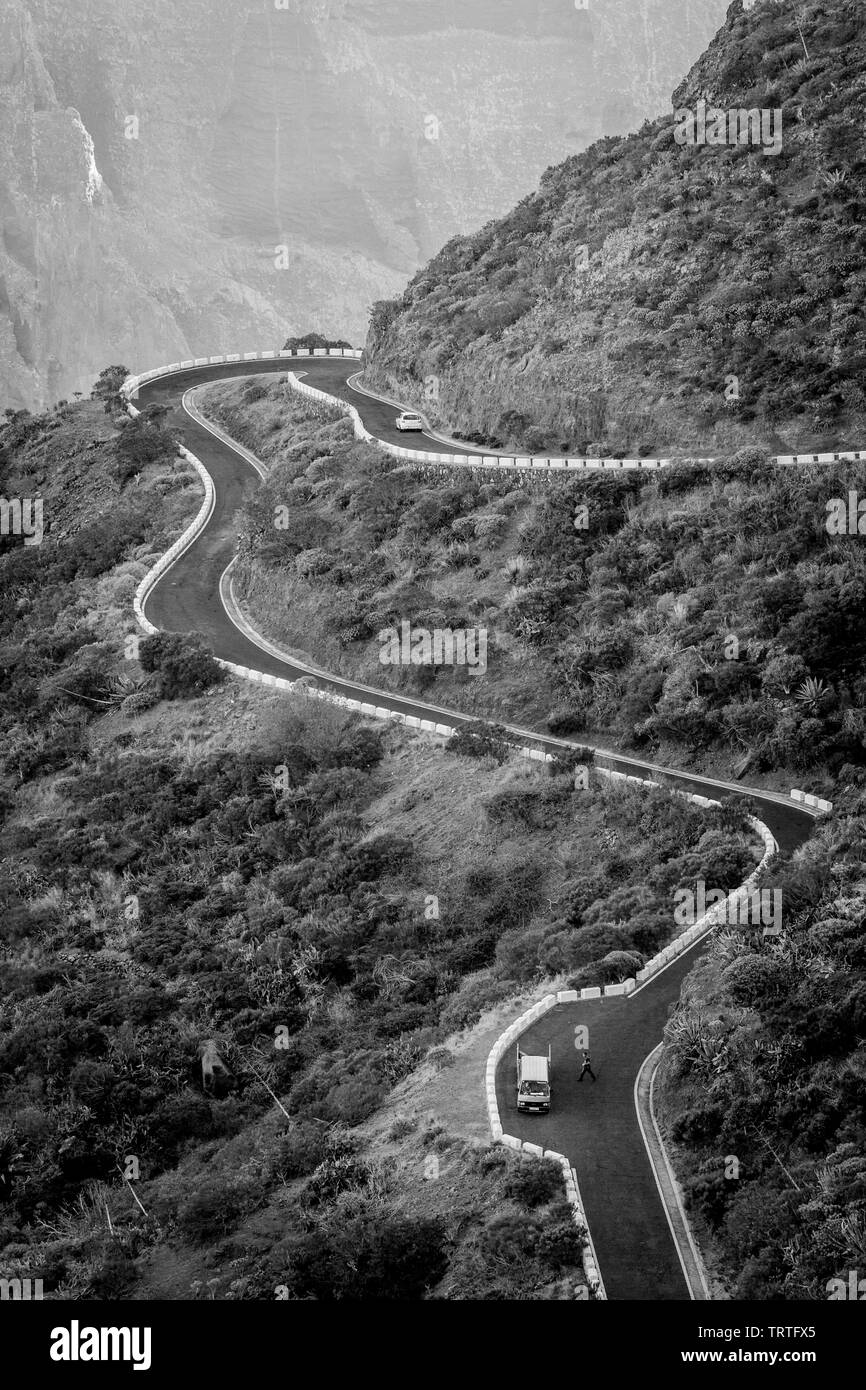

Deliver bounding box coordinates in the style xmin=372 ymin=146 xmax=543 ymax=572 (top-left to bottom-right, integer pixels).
xmin=1 ymin=0 xmax=864 ymax=1367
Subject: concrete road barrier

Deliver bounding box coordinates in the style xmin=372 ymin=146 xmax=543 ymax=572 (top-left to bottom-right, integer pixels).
xmin=791 ymin=788 xmax=833 ymax=813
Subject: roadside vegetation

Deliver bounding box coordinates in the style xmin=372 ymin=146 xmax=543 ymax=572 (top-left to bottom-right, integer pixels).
xmin=656 ymin=774 xmax=866 ymax=1299
xmin=201 ymin=376 xmax=863 ymax=789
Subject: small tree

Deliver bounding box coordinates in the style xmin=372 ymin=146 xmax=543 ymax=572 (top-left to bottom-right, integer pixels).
xmin=91 ymin=365 xmax=131 ymax=413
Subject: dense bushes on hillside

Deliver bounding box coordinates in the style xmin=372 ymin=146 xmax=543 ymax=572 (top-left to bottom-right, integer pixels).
xmin=0 ymin=723 xmax=755 ymax=1234
xmin=658 ymin=769 xmax=866 ymax=1299
xmin=205 ymin=377 xmax=866 ymax=781
xmin=0 ymin=395 xmax=196 ymax=773
xmin=365 ymin=0 xmax=866 ymax=456
xmin=518 ymin=461 xmax=866 ymax=778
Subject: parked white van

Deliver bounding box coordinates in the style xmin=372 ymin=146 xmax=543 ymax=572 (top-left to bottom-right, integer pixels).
xmin=517 ymin=1045 xmax=552 ymax=1114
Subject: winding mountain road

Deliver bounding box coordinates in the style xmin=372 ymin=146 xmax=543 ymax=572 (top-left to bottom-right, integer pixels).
xmin=133 ymin=352 xmax=819 ymax=1300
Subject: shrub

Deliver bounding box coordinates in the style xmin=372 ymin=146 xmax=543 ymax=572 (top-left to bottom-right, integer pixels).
xmin=114 ymin=412 xmax=175 ymax=482
xmin=174 ymin=1176 xmax=257 ymax=1243
xmin=121 ymin=680 xmax=162 ymax=717
xmin=548 ymin=745 xmax=594 ymax=775
xmin=723 ymin=952 xmax=787 ymax=1007
xmin=536 ymin=1201 xmax=584 ymax=1270
xmin=265 ymin=1120 xmax=343 ymax=1182
xmin=284 ymin=1209 xmax=448 ymax=1299
xmin=437 ymin=972 xmax=507 ymax=1033
xmin=86 ymin=1239 xmax=138 ymax=1298
xmin=388 ymin=1116 xmax=417 ymax=1141
xmin=597 ymin=948 xmax=644 ymax=982
xmin=504 ymin=1158 xmax=564 ymax=1209
xmin=139 ymin=632 xmax=226 ymax=700
xmin=671 ymin=1102 xmax=726 ymax=1146
xmin=468 ymin=1146 xmax=509 ymax=1177
xmin=483 ymin=786 xmax=546 ymax=828
xmin=479 ymin=1211 xmax=541 ymax=1263
xmin=426 ymin=1046 xmax=455 ymax=1071
xmin=449 ymin=720 xmax=510 ymax=763
xmin=305 ymin=1153 xmax=371 ymax=1205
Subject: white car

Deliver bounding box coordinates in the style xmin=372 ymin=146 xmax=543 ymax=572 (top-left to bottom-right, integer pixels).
xmin=396 ymin=411 xmax=424 ymax=432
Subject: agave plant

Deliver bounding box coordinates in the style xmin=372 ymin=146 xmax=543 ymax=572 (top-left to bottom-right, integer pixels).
xmin=668 ymin=598 xmax=691 ymax=626
xmin=292 ymin=943 xmax=322 ymax=990
xmin=502 ymin=554 xmax=528 ymax=583
xmin=372 ymin=953 xmax=416 ymax=992
xmin=503 ymin=583 xmax=530 ymax=610
xmin=106 ymin=671 xmax=142 ymax=701
xmin=665 ymin=1005 xmax=709 ymax=1056
xmin=171 ymin=735 xmax=207 ymax=770
xmin=446 ymin=540 xmax=472 ymax=566
xmin=795 ymin=677 xmax=830 ymax=711
xmin=820 ymin=168 xmax=848 ymax=192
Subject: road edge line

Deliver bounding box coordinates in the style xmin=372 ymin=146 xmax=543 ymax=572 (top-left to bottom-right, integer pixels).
xmin=483 ymin=994 xmax=606 ymax=1299
xmin=635 ymin=1043 xmax=712 ymax=1301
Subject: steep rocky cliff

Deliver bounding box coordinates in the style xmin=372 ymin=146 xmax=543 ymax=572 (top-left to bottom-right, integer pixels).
xmin=0 ymin=0 xmax=726 ymax=408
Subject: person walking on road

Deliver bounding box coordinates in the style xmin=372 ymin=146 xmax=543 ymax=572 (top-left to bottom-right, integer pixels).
xmin=578 ymin=1049 xmax=597 ymax=1083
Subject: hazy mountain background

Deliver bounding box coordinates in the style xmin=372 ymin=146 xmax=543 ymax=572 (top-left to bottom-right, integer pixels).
xmin=0 ymin=0 xmax=728 ymax=409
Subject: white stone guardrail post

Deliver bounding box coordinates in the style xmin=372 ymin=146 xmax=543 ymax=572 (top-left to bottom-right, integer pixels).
xmin=122 ymin=349 xmax=866 ymax=470
xmin=132 ymin=445 xmax=216 ymax=636
xmin=790 ymin=788 xmax=833 ymax=813
xmin=279 ymin=365 xmax=866 ymax=470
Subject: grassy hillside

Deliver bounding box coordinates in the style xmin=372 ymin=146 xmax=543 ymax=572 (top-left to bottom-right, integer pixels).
xmin=200 ymin=375 xmax=863 ymax=788
xmin=363 ymin=0 xmax=866 ymax=457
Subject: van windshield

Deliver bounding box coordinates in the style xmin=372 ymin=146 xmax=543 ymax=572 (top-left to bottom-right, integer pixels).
xmin=519 ymin=1080 xmax=549 ymax=1095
